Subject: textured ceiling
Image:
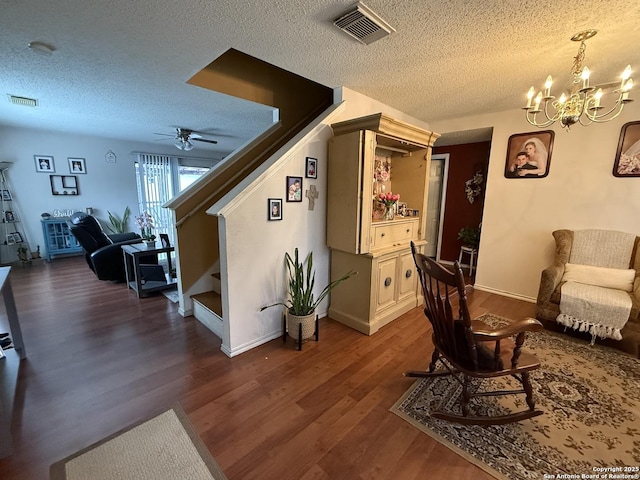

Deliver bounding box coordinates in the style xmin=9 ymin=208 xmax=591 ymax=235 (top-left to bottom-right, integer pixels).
xmin=1 ymin=0 xmax=639 ymax=156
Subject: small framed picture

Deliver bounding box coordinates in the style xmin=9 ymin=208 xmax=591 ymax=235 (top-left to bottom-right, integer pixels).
xmin=6 ymin=234 xmax=15 ymax=246
xmin=35 ymin=155 xmax=55 ymax=173
xmin=1 ymin=190 xmax=11 ymax=201
xmin=504 ymin=131 xmax=554 ymax=178
xmin=4 ymin=211 xmax=15 ymax=222
xmin=268 ymin=198 xmax=282 ymax=221
xmin=159 ymin=233 xmax=170 ymax=248
xmin=68 ymin=157 xmax=87 ymax=174
xmin=11 ymin=232 xmax=23 ymax=243
xmin=286 ymin=176 xmax=303 ymax=202
xmin=305 ymin=157 xmax=318 ymax=179
xmin=613 ymin=121 xmax=640 ymax=177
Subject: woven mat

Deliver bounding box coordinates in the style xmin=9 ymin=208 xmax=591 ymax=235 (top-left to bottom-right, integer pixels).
xmin=390 ymin=314 xmax=640 ymax=480
xmin=50 ymin=404 xmax=227 ymax=480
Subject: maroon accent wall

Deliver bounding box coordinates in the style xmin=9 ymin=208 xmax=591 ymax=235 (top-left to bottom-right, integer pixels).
xmin=434 ymin=142 xmax=491 ymax=262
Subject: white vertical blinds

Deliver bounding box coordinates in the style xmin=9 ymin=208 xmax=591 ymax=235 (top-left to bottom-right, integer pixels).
xmin=135 ymin=154 xmax=177 ymax=246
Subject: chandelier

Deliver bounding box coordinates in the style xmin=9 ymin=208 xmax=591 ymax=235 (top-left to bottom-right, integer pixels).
xmin=522 ymin=30 xmax=633 ymax=130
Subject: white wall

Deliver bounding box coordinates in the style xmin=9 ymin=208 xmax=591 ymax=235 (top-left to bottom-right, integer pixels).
xmin=214 ymin=88 xmax=432 ymax=356
xmin=0 ymin=125 xmax=217 ymax=260
xmin=431 ymin=102 xmax=640 ymax=301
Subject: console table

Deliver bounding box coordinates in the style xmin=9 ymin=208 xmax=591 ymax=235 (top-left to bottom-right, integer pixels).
xmin=0 ymin=267 xmax=26 ymax=459
xmin=122 ymin=243 xmax=177 ymax=298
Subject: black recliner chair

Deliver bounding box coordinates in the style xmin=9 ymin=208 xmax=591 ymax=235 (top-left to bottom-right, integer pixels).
xmin=68 ymin=212 xmax=157 ymax=282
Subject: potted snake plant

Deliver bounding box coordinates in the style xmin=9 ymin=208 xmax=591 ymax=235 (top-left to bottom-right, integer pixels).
xmin=261 ymin=248 xmax=356 ymax=341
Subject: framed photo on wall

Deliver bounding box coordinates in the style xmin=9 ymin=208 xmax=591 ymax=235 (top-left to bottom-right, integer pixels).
xmin=68 ymin=157 xmax=87 ymax=174
xmin=286 ymin=176 xmax=302 ymax=202
xmin=504 ymin=130 xmax=554 ymax=178
xmin=2 ymin=190 xmax=11 ymax=201
xmin=305 ymin=157 xmax=317 ymax=179
xmin=613 ymin=121 xmax=640 ymax=177
xmin=268 ymin=198 xmax=282 ymax=221
xmin=34 ymin=155 xmax=55 ymax=173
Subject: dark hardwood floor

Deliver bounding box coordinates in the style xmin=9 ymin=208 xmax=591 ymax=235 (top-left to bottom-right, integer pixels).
xmin=0 ymin=256 xmax=536 ymax=479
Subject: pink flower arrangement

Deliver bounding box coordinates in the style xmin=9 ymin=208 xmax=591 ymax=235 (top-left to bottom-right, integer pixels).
xmin=378 ymin=192 xmax=400 ymax=208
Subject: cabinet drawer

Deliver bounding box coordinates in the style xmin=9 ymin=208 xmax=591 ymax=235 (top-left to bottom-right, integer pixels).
xmin=370 ymin=220 xmax=416 ymax=250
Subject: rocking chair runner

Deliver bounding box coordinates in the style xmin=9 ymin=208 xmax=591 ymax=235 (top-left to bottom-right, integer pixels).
xmin=407 ymin=242 xmax=543 ymax=425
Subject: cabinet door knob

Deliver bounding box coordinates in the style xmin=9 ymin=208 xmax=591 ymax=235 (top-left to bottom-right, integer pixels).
xmin=381 ymin=233 xmax=385 ymax=237
xmin=406 ymin=229 xmax=410 ymax=233
xmin=384 ymin=277 xmax=392 ymax=287
xmin=405 ymin=269 xmax=412 ymax=278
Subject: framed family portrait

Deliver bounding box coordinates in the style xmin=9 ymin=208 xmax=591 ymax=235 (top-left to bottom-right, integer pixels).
xmin=4 ymin=211 xmax=15 ymax=222
xmin=34 ymin=155 xmax=55 ymax=173
xmin=613 ymin=121 xmax=640 ymax=177
xmin=504 ymin=130 xmax=554 ymax=178
xmin=268 ymin=198 xmax=282 ymax=221
xmin=6 ymin=234 xmax=15 ymax=246
xmin=286 ymin=176 xmax=302 ymax=202
xmin=2 ymin=190 xmax=11 ymax=201
xmin=68 ymin=157 xmax=87 ymax=174
xmin=305 ymin=157 xmax=317 ymax=179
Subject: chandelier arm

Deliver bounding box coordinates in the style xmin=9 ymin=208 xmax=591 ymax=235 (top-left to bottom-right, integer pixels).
xmin=585 ymin=95 xmax=627 ymax=122
xmin=526 ymin=110 xmax=555 ymax=128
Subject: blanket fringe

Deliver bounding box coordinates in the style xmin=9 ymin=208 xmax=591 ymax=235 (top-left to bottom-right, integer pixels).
xmin=556 ymin=313 xmax=623 ymax=345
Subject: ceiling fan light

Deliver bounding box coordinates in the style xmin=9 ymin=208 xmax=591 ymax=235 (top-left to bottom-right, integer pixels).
xmin=174 ymin=140 xmax=184 ymax=150
xmin=184 ymin=140 xmax=194 ymax=151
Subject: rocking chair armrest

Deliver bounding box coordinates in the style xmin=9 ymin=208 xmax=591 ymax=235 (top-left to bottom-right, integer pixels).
xmin=472 ymin=318 xmax=543 ymax=341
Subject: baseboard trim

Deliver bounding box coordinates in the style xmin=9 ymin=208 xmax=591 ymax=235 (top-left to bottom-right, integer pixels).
xmin=473 ymin=284 xmax=536 ymax=303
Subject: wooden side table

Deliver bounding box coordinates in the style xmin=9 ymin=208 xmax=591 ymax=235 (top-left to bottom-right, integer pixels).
xmin=121 ymin=243 xmax=177 ymax=298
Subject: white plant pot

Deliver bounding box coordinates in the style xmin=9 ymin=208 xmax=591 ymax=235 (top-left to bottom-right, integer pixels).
xmin=286 ymin=311 xmax=316 ymax=341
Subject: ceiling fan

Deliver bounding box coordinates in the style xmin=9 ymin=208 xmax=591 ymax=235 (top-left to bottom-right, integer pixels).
xmin=154 ymin=128 xmax=218 ymax=151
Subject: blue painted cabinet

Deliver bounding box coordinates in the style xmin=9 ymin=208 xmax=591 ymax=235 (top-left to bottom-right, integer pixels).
xmin=41 ymin=218 xmax=83 ymax=261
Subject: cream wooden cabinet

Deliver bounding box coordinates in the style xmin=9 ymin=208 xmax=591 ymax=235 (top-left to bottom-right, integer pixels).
xmin=326 ymin=113 xmax=439 ymax=335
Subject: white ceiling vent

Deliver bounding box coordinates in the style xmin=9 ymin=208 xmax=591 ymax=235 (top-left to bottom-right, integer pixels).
xmin=8 ymin=95 xmax=38 ymax=107
xmin=333 ymin=2 xmax=395 ymax=45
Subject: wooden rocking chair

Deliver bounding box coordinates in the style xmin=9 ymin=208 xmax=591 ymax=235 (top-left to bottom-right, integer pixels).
xmin=407 ymin=242 xmax=543 ymax=425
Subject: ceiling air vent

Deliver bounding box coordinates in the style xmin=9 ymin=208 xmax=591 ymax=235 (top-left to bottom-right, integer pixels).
xmin=333 ymin=2 xmax=395 ymax=45
xmin=8 ymin=95 xmax=38 ymax=107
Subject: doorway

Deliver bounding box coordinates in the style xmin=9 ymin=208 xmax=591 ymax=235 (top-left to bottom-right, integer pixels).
xmin=425 ymin=153 xmax=449 ymax=258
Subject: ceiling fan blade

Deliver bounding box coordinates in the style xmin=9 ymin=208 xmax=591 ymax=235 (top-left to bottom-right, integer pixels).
xmin=192 ymin=137 xmax=218 ymax=144
xmin=154 ymin=133 xmax=176 ymax=137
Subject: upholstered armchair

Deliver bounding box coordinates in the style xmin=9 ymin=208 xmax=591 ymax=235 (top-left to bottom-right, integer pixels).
xmin=536 ymin=229 xmax=640 ymax=358
xmin=69 ymin=213 xmax=156 ymax=282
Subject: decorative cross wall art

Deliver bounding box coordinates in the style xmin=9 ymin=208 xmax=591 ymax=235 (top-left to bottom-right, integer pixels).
xmin=305 ymin=185 xmax=319 ymax=210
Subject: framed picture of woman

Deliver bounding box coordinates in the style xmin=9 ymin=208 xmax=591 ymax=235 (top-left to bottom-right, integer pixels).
xmin=504 ymin=130 xmax=554 ymax=178
xmin=613 ymin=121 xmax=640 ymax=177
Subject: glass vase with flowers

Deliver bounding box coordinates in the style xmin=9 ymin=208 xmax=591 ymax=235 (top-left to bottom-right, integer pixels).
xmin=377 ymin=192 xmax=400 ymax=221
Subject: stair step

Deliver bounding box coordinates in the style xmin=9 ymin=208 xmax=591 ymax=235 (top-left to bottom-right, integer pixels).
xmin=192 ymin=291 xmax=222 ymax=316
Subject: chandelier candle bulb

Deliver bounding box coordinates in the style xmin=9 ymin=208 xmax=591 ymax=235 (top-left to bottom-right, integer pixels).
xmin=594 ymin=89 xmax=603 ymax=108
xmin=534 ymin=92 xmax=543 ymax=110
xmin=581 ymin=66 xmax=590 ymax=89
xmin=544 ymin=75 xmax=553 ymax=97
xmin=526 ymin=87 xmax=535 ymax=108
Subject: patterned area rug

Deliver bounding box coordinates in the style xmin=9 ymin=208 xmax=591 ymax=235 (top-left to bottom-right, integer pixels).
xmin=50 ymin=404 xmax=227 ymax=480
xmin=390 ymin=314 xmax=640 ymax=479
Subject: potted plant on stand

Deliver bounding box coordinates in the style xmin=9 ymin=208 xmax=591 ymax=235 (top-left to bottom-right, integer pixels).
xmin=261 ymin=248 xmax=356 ymax=349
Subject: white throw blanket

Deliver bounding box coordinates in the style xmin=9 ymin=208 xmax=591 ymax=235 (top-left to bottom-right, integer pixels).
xmin=557 ymin=281 xmax=631 ymax=344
